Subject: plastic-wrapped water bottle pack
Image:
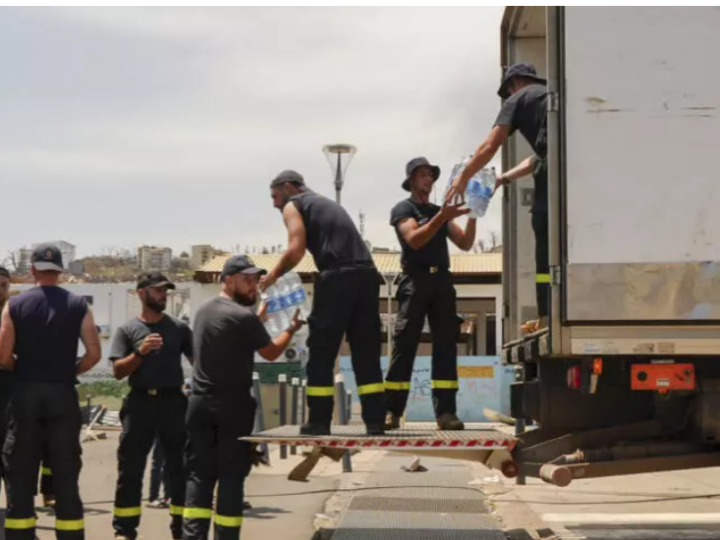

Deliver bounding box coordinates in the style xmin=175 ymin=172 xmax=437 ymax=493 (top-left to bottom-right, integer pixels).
xmin=444 ymin=156 xmax=496 ymax=218
xmin=257 ymin=271 xmax=311 ymax=365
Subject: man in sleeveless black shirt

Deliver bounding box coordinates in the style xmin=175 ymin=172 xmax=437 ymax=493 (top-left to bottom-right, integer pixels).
xmin=446 ymin=63 xmax=550 ymax=331
xmin=385 ymin=157 xmax=476 ymax=431
xmin=263 ymin=170 xmax=386 ymax=436
xmin=0 ymin=244 xmax=101 ymax=540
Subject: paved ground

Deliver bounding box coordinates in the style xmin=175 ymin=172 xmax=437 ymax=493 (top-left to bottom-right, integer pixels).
xmin=6 ymin=429 xmax=720 ymax=539
xmin=480 ymin=461 xmax=720 ymax=539
xmin=0 ymin=431 xmax=343 ymax=540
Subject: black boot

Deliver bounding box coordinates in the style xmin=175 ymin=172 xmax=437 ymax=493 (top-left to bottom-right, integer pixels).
xmin=299 ymin=422 xmax=331 ymax=436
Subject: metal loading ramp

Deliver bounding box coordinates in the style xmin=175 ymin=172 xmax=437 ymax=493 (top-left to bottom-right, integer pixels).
xmin=243 ymin=423 xmax=517 ymax=451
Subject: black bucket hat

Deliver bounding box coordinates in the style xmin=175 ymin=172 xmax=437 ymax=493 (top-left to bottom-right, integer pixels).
xmin=498 ymin=63 xmax=547 ymax=99
xmin=402 ymin=157 xmax=440 ymax=192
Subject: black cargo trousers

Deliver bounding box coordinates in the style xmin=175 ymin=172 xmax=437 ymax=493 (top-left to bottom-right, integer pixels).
xmin=113 ymin=388 xmax=188 ymax=540
xmin=531 ymin=158 xmax=549 ymax=320
xmin=306 ymin=268 xmax=386 ymax=427
xmin=2 ymin=382 xmax=84 ymax=540
xmin=183 ymin=393 xmax=255 ymax=540
xmin=385 ymin=270 xmax=463 ymax=418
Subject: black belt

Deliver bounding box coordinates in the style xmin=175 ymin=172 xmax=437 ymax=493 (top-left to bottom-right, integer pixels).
xmin=404 ymin=266 xmax=449 ymax=275
xmin=131 ymin=387 xmax=183 ymax=397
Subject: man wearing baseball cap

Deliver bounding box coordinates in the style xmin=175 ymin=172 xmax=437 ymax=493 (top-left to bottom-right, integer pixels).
xmin=109 ymin=272 xmax=194 ymax=540
xmin=0 ymin=244 xmax=101 ymax=540
xmin=446 ymin=62 xmax=550 ymax=332
xmin=263 ymin=170 xmax=386 ymax=436
xmin=384 ymin=157 xmax=476 ymax=431
xmin=183 ymin=255 xmax=303 ymax=540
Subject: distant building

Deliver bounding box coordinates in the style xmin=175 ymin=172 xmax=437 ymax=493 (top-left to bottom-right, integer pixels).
xmin=18 ymin=240 xmax=76 ymax=272
xmin=190 ymin=245 xmax=222 ymax=270
xmin=137 ymin=246 xmax=172 ymax=271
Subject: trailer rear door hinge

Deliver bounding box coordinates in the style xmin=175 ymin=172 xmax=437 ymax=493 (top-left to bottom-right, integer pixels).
xmin=548 ymin=92 xmax=560 ymax=113
xmin=550 ymin=266 xmax=562 ymax=286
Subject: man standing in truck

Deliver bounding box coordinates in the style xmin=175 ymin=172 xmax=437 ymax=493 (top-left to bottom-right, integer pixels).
xmin=384 ymin=157 xmax=475 ymax=431
xmin=446 ymin=63 xmax=549 ymax=331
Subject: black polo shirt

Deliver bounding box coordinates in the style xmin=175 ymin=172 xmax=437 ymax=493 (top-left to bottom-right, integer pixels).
xmin=191 ymin=296 xmax=271 ymax=397
xmin=109 ymin=315 xmax=193 ymax=389
xmin=391 ymin=199 xmax=450 ymax=273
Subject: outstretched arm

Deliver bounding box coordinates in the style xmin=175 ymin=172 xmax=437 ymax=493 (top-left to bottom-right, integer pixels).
xmin=445 ymin=125 xmax=509 ymax=204
xmin=264 ymin=203 xmax=307 ymax=290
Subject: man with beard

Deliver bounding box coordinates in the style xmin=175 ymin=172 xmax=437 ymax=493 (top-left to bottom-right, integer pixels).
xmin=384 ymin=157 xmax=475 ymax=431
xmin=183 ymin=255 xmax=303 ymax=540
xmin=110 ymin=272 xmax=194 ymax=540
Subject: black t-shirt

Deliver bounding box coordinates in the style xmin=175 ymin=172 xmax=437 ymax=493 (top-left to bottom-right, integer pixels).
xmin=494 ymin=83 xmax=548 ymax=212
xmin=290 ymin=190 xmax=375 ymax=272
xmin=390 ymin=199 xmax=450 ymax=272
xmin=109 ymin=315 xmax=193 ymax=389
xmin=191 ymin=296 xmax=271 ymax=397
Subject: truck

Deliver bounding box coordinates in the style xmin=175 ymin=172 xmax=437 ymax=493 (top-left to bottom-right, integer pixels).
xmin=248 ymin=6 xmax=720 ymax=488
xmin=501 ymin=6 xmax=720 ymax=486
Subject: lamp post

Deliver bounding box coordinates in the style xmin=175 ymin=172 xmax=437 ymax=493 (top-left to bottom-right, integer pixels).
xmin=383 ymin=273 xmax=399 ymax=358
xmin=322 ymin=144 xmax=357 ymax=206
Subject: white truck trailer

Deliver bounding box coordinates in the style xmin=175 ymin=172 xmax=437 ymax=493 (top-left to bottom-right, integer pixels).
xmin=249 ymin=6 xmax=720 ymax=488
xmin=502 ymin=6 xmax=720 ymax=486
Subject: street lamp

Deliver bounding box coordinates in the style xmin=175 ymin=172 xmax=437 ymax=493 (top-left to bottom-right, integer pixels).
xmin=322 ymin=144 xmax=357 ymax=205
xmin=383 ymin=272 xmax=399 ymax=358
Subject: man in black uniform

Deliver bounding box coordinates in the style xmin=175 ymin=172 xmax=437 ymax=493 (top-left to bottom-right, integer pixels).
xmin=385 ymin=157 xmax=476 ymax=431
xmin=0 ymin=244 xmax=101 ymax=540
xmin=0 ymin=266 xmax=12 ymax=501
xmin=110 ymin=272 xmax=194 ymax=540
xmin=263 ymin=170 xmax=386 ymax=436
xmin=446 ymin=63 xmax=549 ymax=330
xmin=183 ymin=255 xmax=303 ymax=540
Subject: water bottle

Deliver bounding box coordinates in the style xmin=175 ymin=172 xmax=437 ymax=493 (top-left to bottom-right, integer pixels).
xmin=262 ymin=285 xmax=290 ymax=337
xmin=285 ymin=272 xmax=311 ymax=320
xmin=444 ymin=156 xmax=496 ymax=218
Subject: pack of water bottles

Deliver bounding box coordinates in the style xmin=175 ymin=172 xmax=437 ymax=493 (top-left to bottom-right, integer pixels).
xmin=444 ymin=156 xmax=496 ymax=218
xmin=261 ymin=271 xmax=311 ymax=338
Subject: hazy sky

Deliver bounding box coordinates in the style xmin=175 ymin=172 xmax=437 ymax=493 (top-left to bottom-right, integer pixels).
xmin=1 ymin=6 xmax=506 ymax=260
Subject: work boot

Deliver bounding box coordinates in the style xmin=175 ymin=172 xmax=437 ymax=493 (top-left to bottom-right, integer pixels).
xmin=437 ymin=413 xmax=464 ymax=431
xmin=366 ymin=423 xmax=385 ymax=436
xmin=300 ymin=422 xmax=331 ymax=436
xmin=384 ymin=412 xmax=401 ymax=430
xmin=42 ymin=495 xmax=56 ymax=508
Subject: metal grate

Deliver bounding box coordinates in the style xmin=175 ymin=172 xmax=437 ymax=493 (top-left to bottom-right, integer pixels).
xmin=331 ymin=456 xmax=506 ymax=540
xmin=349 ymin=496 xmax=488 ymax=514
xmin=331 ymin=528 xmax=507 ymax=540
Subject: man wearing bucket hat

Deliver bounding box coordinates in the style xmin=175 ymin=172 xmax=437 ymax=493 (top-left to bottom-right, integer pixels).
xmin=384 ymin=157 xmax=476 ymax=431
xmin=446 ymin=63 xmax=549 ymax=332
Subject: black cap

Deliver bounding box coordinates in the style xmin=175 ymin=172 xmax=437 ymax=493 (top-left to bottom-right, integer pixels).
xmin=136 ymin=272 xmax=176 ymax=290
xmin=402 ymin=157 xmax=440 ymax=192
xmin=31 ymin=243 xmax=65 ymax=273
xmin=220 ymin=255 xmax=268 ymax=280
xmin=0 ymin=266 xmax=9 ymax=280
xmin=498 ymin=63 xmax=546 ymax=99
xmin=270 ymin=170 xmax=306 ymax=189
